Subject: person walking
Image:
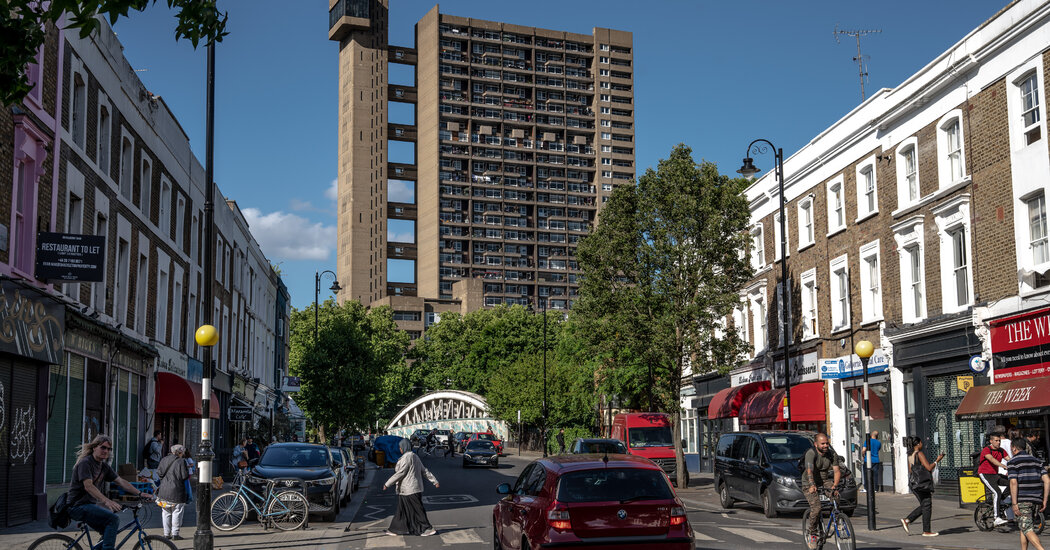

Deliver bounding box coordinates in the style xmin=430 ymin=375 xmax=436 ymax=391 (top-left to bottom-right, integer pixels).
xmin=901 ymin=435 xmax=944 ymax=537
xmin=145 ymin=431 xmax=164 ymax=470
xmin=557 ymin=429 xmax=566 ymax=455
xmin=68 ymin=434 xmax=155 ymax=550
xmin=156 ymin=444 xmax=190 ymax=541
xmin=979 ymin=432 xmax=1011 ymax=527
xmin=382 ymin=439 xmax=440 ymax=537
xmin=246 ymin=437 xmax=261 ymax=464
xmin=802 ymin=433 xmax=841 ymax=550
xmin=1008 ymin=439 xmax=1050 ymax=550
xmin=861 ymin=430 xmax=882 ymax=492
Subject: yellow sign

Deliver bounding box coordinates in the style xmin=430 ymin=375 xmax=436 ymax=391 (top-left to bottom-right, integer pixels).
xmin=959 ymin=475 xmax=984 ymax=503
xmin=957 ymin=376 xmax=974 ymax=393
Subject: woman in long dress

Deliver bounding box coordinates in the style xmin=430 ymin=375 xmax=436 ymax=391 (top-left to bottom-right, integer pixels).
xmin=383 ymin=438 xmax=440 ymax=536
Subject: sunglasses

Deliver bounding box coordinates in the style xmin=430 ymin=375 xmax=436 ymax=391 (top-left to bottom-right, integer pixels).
xmin=99 ymin=445 xmax=112 ymax=451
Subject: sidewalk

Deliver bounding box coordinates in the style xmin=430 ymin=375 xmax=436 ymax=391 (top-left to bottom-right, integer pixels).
xmin=679 ymin=471 xmax=1030 ymax=549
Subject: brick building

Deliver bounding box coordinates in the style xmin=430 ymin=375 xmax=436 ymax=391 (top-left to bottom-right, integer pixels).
xmin=697 ymin=0 xmax=1050 ymax=495
xmin=328 ymin=0 xmax=635 ymax=333
xmin=0 ymin=16 xmax=290 ymax=524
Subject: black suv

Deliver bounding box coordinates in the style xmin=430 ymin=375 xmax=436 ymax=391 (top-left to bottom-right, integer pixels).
xmin=713 ymin=431 xmax=857 ymax=518
xmin=248 ymin=443 xmax=342 ymax=522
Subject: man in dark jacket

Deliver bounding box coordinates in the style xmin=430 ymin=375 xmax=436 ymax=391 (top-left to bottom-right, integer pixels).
xmin=156 ymin=445 xmax=190 ymax=540
xmin=246 ymin=437 xmax=261 ymax=463
xmin=557 ymin=429 xmax=566 ymax=454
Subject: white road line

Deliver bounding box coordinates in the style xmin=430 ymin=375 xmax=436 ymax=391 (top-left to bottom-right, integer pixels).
xmin=362 ymin=505 xmax=388 ymax=521
xmin=364 ymin=532 xmax=406 ymax=548
xmin=721 ymin=527 xmax=793 ymax=543
xmin=439 ymin=528 xmax=485 ymax=544
xmin=681 ymin=497 xmax=723 ymax=511
xmin=692 ymin=530 xmax=717 ymax=541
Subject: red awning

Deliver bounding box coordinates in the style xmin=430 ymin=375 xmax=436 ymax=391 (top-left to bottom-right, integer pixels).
xmin=155 ymin=372 xmax=220 ymax=419
xmin=956 ymin=378 xmax=1050 ymax=420
xmin=708 ymin=381 xmax=771 ymax=419
xmin=740 ymin=381 xmax=826 ymax=425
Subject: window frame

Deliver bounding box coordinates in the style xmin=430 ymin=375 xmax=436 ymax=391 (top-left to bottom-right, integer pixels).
xmin=826 ymin=176 xmax=846 ymax=236
xmin=859 ymin=240 xmax=883 ymax=323
xmin=855 ymin=156 xmax=878 ymax=221
xmin=773 ymin=212 xmax=790 ymax=261
xmin=893 ymin=216 xmax=926 ymax=323
xmin=747 ymin=286 xmax=767 ymax=355
xmin=1018 ymin=70 xmax=1043 ymax=146
xmin=750 ymin=224 xmax=765 ymax=270
xmin=937 ymin=111 xmax=968 ymax=188
xmin=829 ymin=254 xmax=850 ymax=332
xmin=932 ymin=195 xmax=973 ymax=314
xmin=797 ymin=196 xmax=815 ymax=250
xmin=895 ymin=138 xmax=920 ymax=209
xmin=800 ymin=269 xmax=818 ymax=340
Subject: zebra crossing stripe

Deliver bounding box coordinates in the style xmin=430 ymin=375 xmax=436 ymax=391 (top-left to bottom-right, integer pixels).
xmin=721 ymin=527 xmax=793 ymax=543
xmin=439 ymin=529 xmax=485 ymax=544
xmin=364 ymin=532 xmax=405 ymax=548
xmin=693 ymin=530 xmax=717 ymax=541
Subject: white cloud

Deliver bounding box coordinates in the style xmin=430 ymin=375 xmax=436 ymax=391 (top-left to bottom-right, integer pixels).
xmin=388 ymin=180 xmax=414 ymax=203
xmin=242 ymin=208 xmax=336 ymax=261
xmin=289 ymin=198 xmax=313 ymax=211
xmin=388 ymin=230 xmax=415 ymax=243
xmin=325 ymin=179 xmax=338 ymax=202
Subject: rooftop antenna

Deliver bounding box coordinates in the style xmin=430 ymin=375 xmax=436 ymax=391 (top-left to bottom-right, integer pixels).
xmin=834 ymin=25 xmax=881 ymax=100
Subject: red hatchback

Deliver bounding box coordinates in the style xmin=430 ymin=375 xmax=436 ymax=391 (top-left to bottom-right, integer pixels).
xmin=492 ymin=454 xmax=693 ymax=550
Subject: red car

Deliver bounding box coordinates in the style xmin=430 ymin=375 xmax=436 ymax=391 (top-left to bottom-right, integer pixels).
xmin=469 ymin=431 xmax=504 ymax=455
xmin=493 ymin=454 xmax=694 ymax=550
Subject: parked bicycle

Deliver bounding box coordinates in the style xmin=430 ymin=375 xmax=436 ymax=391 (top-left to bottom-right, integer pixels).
xmin=210 ymin=471 xmax=309 ymax=531
xmin=801 ymin=486 xmax=856 ymax=550
xmin=28 ymin=498 xmax=174 ymax=550
xmin=974 ymin=491 xmax=1046 ymax=534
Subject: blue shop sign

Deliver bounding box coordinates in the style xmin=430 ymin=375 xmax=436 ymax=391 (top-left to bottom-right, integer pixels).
xmin=819 ymin=349 xmax=890 ymax=380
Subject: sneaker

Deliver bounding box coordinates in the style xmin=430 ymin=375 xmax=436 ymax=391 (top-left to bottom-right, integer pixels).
xmin=922 ymin=532 xmax=939 ymax=537
xmin=171 ymin=535 xmax=183 ymax=541
xmin=421 ymin=529 xmax=437 ymax=537
xmin=807 ymin=534 xmax=819 ymax=549
xmin=900 ymin=518 xmax=910 ymax=535
xmin=385 ymin=530 xmax=398 ymax=536
xmin=994 ymin=517 xmax=1008 ymax=526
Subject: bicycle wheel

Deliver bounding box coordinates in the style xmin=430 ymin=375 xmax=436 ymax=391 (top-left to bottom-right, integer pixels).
xmin=1035 ymin=510 xmax=1045 ymax=535
xmin=833 ymin=514 xmax=856 ymax=550
xmin=974 ymin=503 xmax=995 ymax=532
xmin=27 ymin=534 xmax=83 ymax=550
xmin=211 ymin=492 xmax=249 ymax=531
xmin=801 ymin=509 xmax=826 ymax=549
xmin=266 ymin=490 xmax=309 ymax=531
xmin=133 ymin=535 xmax=177 ymax=550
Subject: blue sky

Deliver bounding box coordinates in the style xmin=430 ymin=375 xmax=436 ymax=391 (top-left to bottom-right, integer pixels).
xmin=112 ymin=0 xmax=1001 ymax=311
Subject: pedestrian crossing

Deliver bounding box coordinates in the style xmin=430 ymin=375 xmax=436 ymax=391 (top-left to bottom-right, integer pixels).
xmin=361 ymin=528 xmax=485 ymax=547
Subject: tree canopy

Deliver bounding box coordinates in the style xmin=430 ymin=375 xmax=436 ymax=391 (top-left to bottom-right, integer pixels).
xmin=572 ymin=143 xmax=754 ymax=486
xmin=1 ymin=0 xmax=227 ymax=106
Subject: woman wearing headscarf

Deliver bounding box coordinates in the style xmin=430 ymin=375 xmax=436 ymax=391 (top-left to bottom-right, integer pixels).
xmin=382 ymin=438 xmax=440 ymax=536
xmin=156 ymin=444 xmax=190 ymax=540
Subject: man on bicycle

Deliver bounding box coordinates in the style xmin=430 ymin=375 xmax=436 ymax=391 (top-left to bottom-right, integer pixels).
xmin=1008 ymin=439 xmax=1050 ymax=550
xmin=68 ymin=434 xmax=154 ymax=550
xmin=803 ymin=433 xmax=841 ymax=550
xmin=979 ymin=432 xmax=1010 ymax=527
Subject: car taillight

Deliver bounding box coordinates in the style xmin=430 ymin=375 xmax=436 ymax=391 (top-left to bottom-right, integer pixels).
xmin=548 ymin=505 xmax=572 ymax=531
xmin=670 ymin=506 xmax=687 ymax=526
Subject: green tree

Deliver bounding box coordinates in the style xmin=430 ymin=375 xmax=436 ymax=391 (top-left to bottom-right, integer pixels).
xmin=288 ymin=300 xmax=409 ymax=440
xmin=573 ymin=144 xmax=754 ymax=487
xmin=1 ymin=0 xmax=227 ymax=106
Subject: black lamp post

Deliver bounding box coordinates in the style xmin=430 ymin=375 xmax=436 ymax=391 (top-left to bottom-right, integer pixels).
xmin=739 ymin=140 xmax=792 ymax=430
xmin=193 ymin=39 xmax=217 ymax=550
xmin=855 ymin=340 xmax=877 ymax=531
xmin=314 ymin=270 xmax=342 ymax=343
xmin=528 ymin=299 xmax=549 ymax=457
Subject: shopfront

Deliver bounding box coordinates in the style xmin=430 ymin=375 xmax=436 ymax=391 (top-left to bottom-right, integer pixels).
xmin=728 ymin=352 xmax=826 ymax=432
xmin=691 ymin=374 xmax=731 ymax=473
xmin=889 ymin=320 xmax=986 ymax=496
xmin=211 ymin=368 xmax=232 ymax=475
xmin=0 ymin=280 xmax=63 ymax=527
xmin=155 ymin=347 xmax=215 ymax=454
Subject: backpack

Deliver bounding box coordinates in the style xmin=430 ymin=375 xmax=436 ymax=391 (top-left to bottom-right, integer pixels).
xmin=48 ymin=492 xmax=70 ymax=529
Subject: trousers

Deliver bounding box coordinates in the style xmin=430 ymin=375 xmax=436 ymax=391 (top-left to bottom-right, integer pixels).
xmin=70 ymin=504 xmax=120 ymax=550
xmin=162 ymin=502 xmax=186 ymax=536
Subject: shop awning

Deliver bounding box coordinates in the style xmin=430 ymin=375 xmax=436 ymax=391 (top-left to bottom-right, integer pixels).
xmin=708 ymin=381 xmax=771 ymax=419
xmin=955 ymin=377 xmax=1050 ymax=420
xmin=740 ymin=381 xmax=826 ymax=425
xmin=156 ymin=372 xmax=220 ymax=419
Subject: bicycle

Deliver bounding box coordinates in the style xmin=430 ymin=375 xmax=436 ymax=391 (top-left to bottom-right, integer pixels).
xmin=801 ymin=486 xmax=856 ymax=550
xmin=28 ymin=498 xmax=174 ymax=550
xmin=210 ymin=471 xmax=309 ymax=531
xmin=974 ymin=491 xmax=1046 ymax=534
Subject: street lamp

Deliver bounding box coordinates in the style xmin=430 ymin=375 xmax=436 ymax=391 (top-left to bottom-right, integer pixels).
xmin=528 ymin=299 xmax=549 ymax=458
xmin=855 ymin=340 xmax=876 ymax=531
xmin=314 ymin=270 xmax=342 ymax=343
xmin=739 ymin=139 xmax=792 ymax=430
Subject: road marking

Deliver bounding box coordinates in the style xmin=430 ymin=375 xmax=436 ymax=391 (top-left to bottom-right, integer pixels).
xmin=362 ymin=505 xmax=387 ymax=521
xmin=721 ymin=527 xmax=793 ymax=543
xmin=422 ymin=494 xmax=479 ymax=505
xmin=721 ymin=512 xmax=730 ymax=519
xmin=364 ymin=532 xmax=405 ymax=548
xmin=439 ymin=528 xmax=484 ymax=544
xmin=681 ymin=497 xmax=723 ymax=511
xmin=692 ymin=530 xmax=717 ymax=541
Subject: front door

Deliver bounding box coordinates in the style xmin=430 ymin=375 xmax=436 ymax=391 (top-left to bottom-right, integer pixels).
xmin=0 ymin=357 xmax=41 ymax=528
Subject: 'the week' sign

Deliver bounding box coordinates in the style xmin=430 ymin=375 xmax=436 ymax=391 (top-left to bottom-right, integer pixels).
xmin=991 ymin=307 xmax=1050 ymax=382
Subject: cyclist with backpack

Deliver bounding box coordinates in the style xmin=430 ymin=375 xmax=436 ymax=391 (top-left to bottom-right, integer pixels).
xmin=802 ymin=433 xmax=841 ymax=550
xmin=980 ymin=432 xmax=1011 ymax=527
xmin=68 ymin=434 xmax=155 ymax=550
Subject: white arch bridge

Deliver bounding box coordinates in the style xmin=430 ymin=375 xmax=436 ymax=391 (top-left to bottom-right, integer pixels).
xmin=385 ymin=390 xmax=509 ymax=441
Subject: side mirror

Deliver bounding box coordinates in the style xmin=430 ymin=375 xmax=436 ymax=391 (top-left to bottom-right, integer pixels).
xmin=745 ymin=458 xmax=760 ymax=466
xmin=496 ymin=483 xmax=511 ymax=495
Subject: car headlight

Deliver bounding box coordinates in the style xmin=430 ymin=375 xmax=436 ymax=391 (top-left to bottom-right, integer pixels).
xmin=774 ymin=474 xmax=798 ymax=488
xmin=308 ymin=476 xmax=337 ymax=487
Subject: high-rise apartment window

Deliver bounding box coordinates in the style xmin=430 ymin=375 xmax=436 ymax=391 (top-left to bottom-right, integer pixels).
xmin=1020 ymin=71 xmax=1042 ymax=145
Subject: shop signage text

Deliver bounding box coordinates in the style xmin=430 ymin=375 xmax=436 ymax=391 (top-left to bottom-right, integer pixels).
xmin=0 ymin=280 xmax=64 ymax=363
xmin=991 ymin=307 xmax=1050 ymax=382
xmin=229 ymin=406 xmax=253 ymax=422
xmin=819 ymin=349 xmax=890 ymax=379
xmin=34 ymin=232 xmax=105 ymax=282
